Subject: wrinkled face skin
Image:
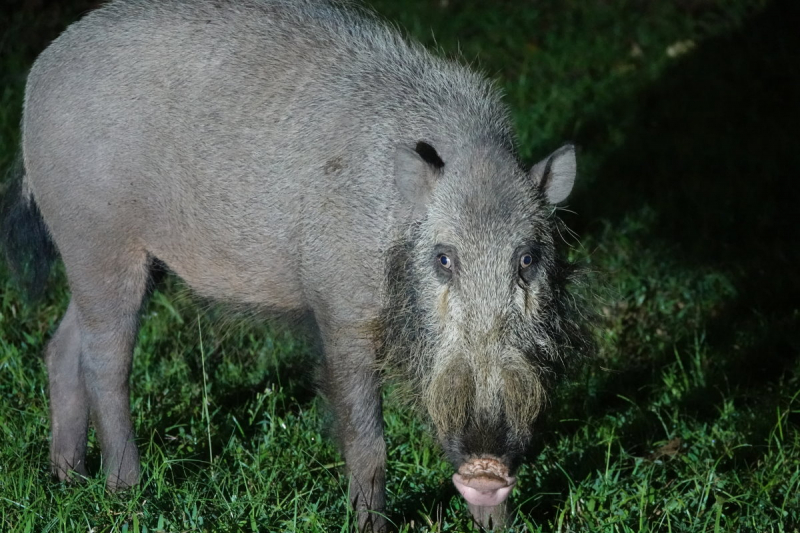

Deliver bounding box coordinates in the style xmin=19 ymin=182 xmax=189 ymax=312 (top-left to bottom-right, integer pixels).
xmin=379 ymin=143 xmax=593 ymax=511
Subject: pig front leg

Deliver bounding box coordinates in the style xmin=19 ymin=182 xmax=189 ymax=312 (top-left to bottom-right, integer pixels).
xmin=319 ymin=324 xmax=387 ymax=533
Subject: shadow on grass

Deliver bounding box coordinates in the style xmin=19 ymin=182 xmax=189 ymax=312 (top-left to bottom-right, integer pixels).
xmin=518 ymin=0 xmax=800 ymax=523
xmin=571 ymin=0 xmax=800 ymax=417
xmin=572 ymin=0 xmax=799 ymax=328
xmin=389 ymin=484 xmax=460 ymax=531
xmin=138 ymin=297 xmax=322 ymax=484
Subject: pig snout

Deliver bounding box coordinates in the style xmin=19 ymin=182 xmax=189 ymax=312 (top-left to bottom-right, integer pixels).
xmin=452 ymin=457 xmax=516 ymax=507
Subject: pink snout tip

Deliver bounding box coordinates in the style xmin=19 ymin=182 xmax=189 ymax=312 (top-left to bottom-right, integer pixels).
xmin=452 ymin=459 xmax=516 ymax=507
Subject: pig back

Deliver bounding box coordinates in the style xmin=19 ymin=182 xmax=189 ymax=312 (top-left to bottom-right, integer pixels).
xmin=22 ymin=0 xmax=512 ymax=316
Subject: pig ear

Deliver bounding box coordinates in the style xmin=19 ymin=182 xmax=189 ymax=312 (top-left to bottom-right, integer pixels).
xmin=530 ymin=144 xmax=576 ymax=204
xmin=394 ymin=141 xmax=445 ymax=216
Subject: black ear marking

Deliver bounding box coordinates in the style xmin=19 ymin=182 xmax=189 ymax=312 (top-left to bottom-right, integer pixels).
xmin=537 ymin=155 xmax=556 ymax=192
xmin=415 ymin=141 xmax=445 ymax=170
xmin=530 ymin=144 xmax=576 ymax=204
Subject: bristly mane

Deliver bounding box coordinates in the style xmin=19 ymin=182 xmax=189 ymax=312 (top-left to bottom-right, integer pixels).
xmin=375 ymin=214 xmax=596 ymax=424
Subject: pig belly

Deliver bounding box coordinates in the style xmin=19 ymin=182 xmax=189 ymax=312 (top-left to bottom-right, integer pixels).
xmin=146 ymin=228 xmax=306 ymax=312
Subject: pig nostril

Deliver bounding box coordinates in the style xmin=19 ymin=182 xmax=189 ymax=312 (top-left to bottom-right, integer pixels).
xmin=457 ymin=473 xmax=510 ymax=490
xmin=457 ymin=456 xmax=511 ymax=479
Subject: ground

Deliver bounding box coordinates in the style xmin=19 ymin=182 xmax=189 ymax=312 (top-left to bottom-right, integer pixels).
xmin=1 ymin=0 xmax=798 ymax=531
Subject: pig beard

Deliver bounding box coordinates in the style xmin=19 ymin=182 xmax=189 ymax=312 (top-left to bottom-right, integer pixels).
xmin=375 ymin=225 xmax=595 ymax=447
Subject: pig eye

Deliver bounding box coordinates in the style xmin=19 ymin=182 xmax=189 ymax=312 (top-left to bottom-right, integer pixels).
xmin=434 ymin=245 xmax=457 ymax=280
xmin=516 ymin=244 xmax=542 ymax=285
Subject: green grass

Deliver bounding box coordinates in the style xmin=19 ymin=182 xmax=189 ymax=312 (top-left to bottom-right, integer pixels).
xmin=2 ymin=0 xmax=799 ymax=531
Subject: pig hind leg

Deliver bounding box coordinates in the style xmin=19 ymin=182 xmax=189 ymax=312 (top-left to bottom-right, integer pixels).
xmin=48 ymin=300 xmax=89 ymax=481
xmin=55 ymin=242 xmax=151 ymax=490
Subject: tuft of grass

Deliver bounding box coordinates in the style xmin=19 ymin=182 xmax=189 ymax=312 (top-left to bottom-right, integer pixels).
xmin=2 ymin=0 xmax=798 ymax=531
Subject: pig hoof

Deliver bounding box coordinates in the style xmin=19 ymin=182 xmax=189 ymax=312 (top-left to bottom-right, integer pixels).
xmin=357 ymin=513 xmax=388 ymax=533
xmin=105 ymin=475 xmax=138 ymax=492
xmin=51 ymin=457 xmax=88 ymax=483
xmin=105 ymin=467 xmax=140 ymax=492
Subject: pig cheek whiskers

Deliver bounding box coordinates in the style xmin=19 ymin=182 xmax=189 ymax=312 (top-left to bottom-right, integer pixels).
xmin=515 ymin=272 xmax=543 ymax=319
xmin=436 ymin=284 xmax=450 ymax=323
